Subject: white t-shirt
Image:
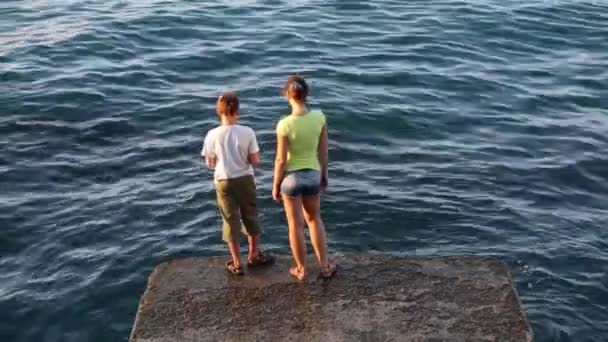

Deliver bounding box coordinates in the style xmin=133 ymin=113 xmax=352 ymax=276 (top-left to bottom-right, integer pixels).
xmin=201 ymin=124 xmax=259 ymax=182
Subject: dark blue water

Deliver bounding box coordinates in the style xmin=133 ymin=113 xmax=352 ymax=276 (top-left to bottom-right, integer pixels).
xmin=2 ymin=1 xmax=608 ymax=341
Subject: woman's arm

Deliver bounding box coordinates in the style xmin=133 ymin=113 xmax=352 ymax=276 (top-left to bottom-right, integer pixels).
xmin=273 ymin=134 xmax=288 ymax=201
xmin=318 ymin=125 xmax=328 ymax=191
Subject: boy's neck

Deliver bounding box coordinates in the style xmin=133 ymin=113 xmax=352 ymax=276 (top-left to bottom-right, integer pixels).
xmin=220 ymin=116 xmax=238 ymax=126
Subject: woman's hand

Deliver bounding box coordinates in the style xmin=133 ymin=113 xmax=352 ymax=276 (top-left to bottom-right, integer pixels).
xmin=321 ymin=174 xmax=328 ymax=193
xmin=272 ymin=185 xmax=282 ymax=202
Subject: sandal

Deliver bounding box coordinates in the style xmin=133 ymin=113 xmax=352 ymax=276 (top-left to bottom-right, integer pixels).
xmin=319 ymin=263 xmax=337 ymax=279
xmin=247 ymin=250 xmax=276 ymax=268
xmin=225 ymin=260 xmax=244 ymax=276
xmin=289 ymin=266 xmax=305 ymax=281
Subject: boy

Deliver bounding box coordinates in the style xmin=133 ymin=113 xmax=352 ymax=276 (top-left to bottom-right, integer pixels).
xmin=201 ymin=91 xmax=275 ymax=275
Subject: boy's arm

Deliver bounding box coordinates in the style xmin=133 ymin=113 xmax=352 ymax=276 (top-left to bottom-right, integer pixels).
xmin=201 ymin=134 xmax=217 ymax=169
xmin=247 ymin=128 xmax=261 ymax=167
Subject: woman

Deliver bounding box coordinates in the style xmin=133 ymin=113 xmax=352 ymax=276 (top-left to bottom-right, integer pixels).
xmin=272 ymin=75 xmax=337 ymax=280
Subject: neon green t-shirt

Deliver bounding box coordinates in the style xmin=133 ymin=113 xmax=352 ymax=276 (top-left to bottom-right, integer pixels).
xmin=276 ymin=110 xmax=326 ymax=172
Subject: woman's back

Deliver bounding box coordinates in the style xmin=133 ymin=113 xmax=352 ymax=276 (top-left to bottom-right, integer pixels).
xmin=272 ymin=74 xmax=336 ymax=280
xmin=276 ymin=110 xmax=326 ymax=172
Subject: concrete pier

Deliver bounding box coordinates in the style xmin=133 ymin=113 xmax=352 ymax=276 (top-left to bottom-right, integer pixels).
xmin=129 ymin=255 xmax=533 ymax=342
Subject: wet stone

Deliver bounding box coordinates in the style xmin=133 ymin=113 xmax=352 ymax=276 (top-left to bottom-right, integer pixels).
xmin=129 ymin=255 xmax=533 ymax=342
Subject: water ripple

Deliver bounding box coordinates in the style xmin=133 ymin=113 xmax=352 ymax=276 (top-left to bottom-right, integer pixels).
xmin=1 ymin=1 xmax=608 ymax=341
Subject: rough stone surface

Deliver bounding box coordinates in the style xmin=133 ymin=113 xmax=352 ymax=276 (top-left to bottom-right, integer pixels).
xmin=129 ymin=255 xmax=533 ymax=342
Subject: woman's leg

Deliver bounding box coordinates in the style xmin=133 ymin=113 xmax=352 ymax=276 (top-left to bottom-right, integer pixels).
xmin=282 ymin=194 xmax=307 ymax=277
xmin=302 ymin=194 xmax=329 ymax=269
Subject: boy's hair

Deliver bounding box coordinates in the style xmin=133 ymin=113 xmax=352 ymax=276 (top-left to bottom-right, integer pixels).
xmin=216 ymin=92 xmax=239 ymax=116
xmin=282 ymin=75 xmax=308 ymax=102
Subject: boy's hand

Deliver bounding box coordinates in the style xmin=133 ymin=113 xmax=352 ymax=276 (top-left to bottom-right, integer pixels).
xmin=248 ymin=152 xmax=260 ymax=167
xmin=272 ymin=186 xmax=282 ymax=202
xmin=204 ymin=156 xmax=216 ymax=169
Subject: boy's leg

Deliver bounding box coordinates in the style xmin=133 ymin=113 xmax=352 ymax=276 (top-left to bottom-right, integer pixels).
xmin=235 ymin=175 xmax=264 ymax=261
xmin=227 ymin=240 xmax=241 ymax=268
xmin=216 ymin=180 xmax=243 ymax=268
xmin=247 ymin=234 xmax=259 ymax=260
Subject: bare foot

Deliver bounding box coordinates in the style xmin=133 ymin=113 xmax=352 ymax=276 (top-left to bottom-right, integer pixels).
xmin=319 ymin=263 xmax=337 ymax=279
xmin=289 ymin=266 xmax=306 ymax=280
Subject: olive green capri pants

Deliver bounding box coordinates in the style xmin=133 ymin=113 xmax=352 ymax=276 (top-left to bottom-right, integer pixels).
xmin=215 ymin=174 xmax=261 ymax=242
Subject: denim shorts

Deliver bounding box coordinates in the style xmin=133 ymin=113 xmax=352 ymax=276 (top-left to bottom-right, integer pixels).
xmin=280 ymin=169 xmax=321 ymax=197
